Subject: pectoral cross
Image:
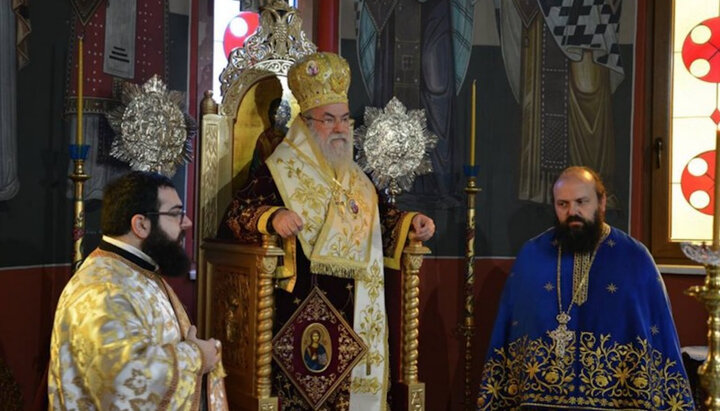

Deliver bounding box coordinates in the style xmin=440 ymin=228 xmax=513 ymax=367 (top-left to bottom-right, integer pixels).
xmin=548 ymin=312 xmax=573 ymax=358
xmin=331 ymin=187 xmax=346 ymax=214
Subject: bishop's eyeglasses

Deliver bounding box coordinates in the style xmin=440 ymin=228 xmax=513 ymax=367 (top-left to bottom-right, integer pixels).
xmin=304 ymin=114 xmax=354 ymax=129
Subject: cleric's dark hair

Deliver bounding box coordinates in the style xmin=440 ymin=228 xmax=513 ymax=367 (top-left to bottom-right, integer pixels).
xmin=101 ymin=171 xmax=175 ymax=236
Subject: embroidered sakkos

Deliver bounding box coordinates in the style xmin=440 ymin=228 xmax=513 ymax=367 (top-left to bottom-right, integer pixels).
xmin=477 ymin=227 xmax=694 ymax=410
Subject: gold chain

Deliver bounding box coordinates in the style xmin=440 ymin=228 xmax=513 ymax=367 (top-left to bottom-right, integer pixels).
xmin=556 ymin=223 xmax=610 ymax=315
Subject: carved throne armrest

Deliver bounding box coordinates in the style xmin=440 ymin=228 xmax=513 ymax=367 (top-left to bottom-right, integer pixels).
xmin=198 ymin=236 xmax=286 ymax=411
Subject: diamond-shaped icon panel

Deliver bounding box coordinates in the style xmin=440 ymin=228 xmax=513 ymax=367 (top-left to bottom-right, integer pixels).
xmin=272 ymin=286 xmax=367 ymax=410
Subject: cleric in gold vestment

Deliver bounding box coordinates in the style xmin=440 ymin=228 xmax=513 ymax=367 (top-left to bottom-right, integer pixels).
xmin=218 ymin=52 xmax=435 ymax=410
xmin=49 ymin=172 xmax=228 ymax=410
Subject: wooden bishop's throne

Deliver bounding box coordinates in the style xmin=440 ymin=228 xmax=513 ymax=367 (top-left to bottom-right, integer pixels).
xmin=196 ymin=3 xmax=430 ymax=410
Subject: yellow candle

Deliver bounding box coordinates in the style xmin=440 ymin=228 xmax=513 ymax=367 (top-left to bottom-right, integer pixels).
xmin=714 ymin=127 xmax=720 ymax=249
xmin=77 ymin=35 xmax=83 ymax=147
xmin=470 ymin=79 xmax=476 ymax=167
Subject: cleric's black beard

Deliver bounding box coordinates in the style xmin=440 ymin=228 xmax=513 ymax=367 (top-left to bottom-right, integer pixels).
xmin=141 ymin=226 xmax=191 ymax=277
xmin=554 ymin=210 xmax=604 ymax=254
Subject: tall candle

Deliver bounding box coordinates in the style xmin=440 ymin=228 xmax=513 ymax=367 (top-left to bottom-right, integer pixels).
xmin=77 ymin=35 xmax=83 ymax=147
xmin=470 ymin=79 xmax=476 ymax=167
xmin=714 ymin=128 xmax=720 ymax=249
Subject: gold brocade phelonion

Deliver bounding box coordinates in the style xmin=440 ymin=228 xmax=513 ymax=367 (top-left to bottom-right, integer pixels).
xmin=549 ymin=224 xmax=610 ymax=358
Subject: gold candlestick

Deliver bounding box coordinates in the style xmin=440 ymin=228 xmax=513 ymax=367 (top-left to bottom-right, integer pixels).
xmin=70 ymin=34 xmax=89 ymax=273
xmin=683 ymin=126 xmax=720 ymax=410
xmin=70 ymin=161 xmax=89 ymax=273
xmin=463 ymin=175 xmax=479 ymax=409
xmin=684 ymin=258 xmax=720 ymax=410
xmin=461 ymin=79 xmax=480 ymax=409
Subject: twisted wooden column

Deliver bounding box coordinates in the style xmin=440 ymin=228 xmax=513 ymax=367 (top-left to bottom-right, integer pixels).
xmin=401 ymin=240 xmax=430 ymax=410
xmin=256 ymin=255 xmax=277 ymax=409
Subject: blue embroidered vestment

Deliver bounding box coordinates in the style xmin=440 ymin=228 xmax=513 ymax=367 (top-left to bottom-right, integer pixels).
xmin=477 ymin=227 xmax=694 ymax=410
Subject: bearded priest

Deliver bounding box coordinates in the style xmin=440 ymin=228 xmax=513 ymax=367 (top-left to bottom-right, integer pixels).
xmin=49 ymin=171 xmax=228 ymax=410
xmin=476 ymin=166 xmax=694 ymax=410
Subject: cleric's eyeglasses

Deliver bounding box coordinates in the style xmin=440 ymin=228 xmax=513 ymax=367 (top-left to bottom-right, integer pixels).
xmin=144 ymin=209 xmax=186 ymax=223
xmin=304 ymin=114 xmax=353 ymax=129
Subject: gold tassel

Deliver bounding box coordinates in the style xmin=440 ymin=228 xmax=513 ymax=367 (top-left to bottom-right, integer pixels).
xmin=310 ymin=261 xmax=366 ymax=279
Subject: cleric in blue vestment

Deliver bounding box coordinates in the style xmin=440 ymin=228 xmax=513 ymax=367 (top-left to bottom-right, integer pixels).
xmin=477 ymin=166 xmax=694 ymax=410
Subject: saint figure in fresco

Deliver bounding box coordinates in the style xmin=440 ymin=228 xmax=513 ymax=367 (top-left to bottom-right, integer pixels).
xmin=495 ymin=0 xmax=624 ymax=205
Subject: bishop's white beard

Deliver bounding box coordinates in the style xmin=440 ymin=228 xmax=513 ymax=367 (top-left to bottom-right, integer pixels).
xmin=309 ymin=127 xmax=353 ymax=175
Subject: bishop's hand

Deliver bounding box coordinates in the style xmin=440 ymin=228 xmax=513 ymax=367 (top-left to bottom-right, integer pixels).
xmin=272 ymin=209 xmax=304 ymax=238
xmin=409 ymin=213 xmax=435 ymax=242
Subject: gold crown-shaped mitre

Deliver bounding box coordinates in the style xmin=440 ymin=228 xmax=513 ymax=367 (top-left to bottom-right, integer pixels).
xmin=288 ymin=52 xmax=350 ymax=113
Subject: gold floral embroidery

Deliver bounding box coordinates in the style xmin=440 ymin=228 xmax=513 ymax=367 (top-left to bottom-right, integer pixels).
xmin=350 ymin=376 xmax=382 ymax=394
xmin=280 ymin=159 xmax=330 ymax=214
xmin=363 ymin=349 xmax=384 ymax=367
xmin=358 ymin=305 xmax=384 ymax=345
xmin=477 ymin=332 xmax=693 ymax=410
xmin=355 ymin=261 xmax=383 ymax=302
xmin=327 ymin=226 xmax=364 ymax=258
xmin=299 ymin=210 xmax=324 ymax=246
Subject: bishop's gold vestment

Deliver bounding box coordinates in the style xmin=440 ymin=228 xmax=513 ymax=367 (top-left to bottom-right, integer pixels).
xmin=49 ymin=241 xmax=228 ymax=410
xmin=218 ymin=119 xmax=417 ymax=410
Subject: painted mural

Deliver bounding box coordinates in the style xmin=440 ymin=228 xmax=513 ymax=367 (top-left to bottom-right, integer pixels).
xmin=342 ymin=0 xmax=633 ymax=257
